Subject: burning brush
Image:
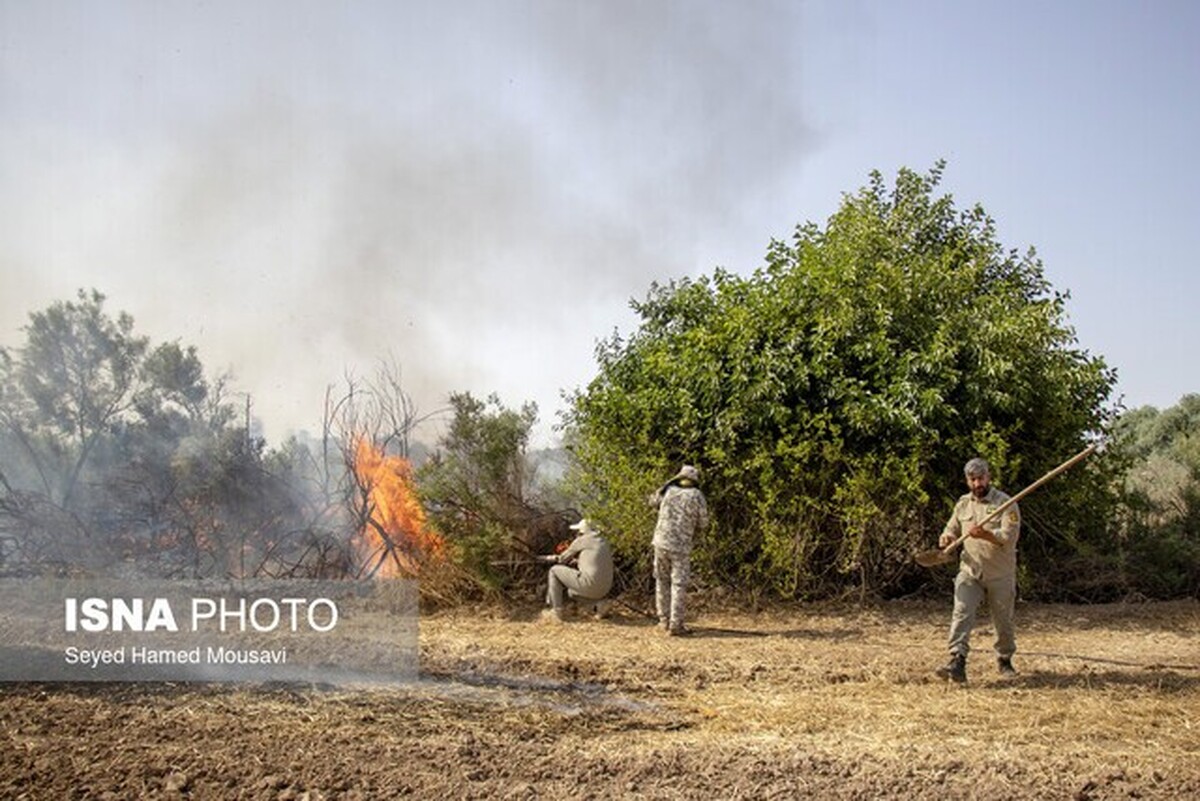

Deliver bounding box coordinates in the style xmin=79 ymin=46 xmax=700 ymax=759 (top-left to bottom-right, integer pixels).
xmin=351 ymin=438 xmax=444 ymax=578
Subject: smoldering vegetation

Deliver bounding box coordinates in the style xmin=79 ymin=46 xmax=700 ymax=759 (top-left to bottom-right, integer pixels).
xmin=0 ymin=290 xmax=405 ymax=582
xmin=0 ymin=291 xmax=576 ymax=598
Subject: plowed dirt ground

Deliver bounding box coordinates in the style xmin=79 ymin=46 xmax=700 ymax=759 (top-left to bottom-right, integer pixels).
xmin=3 ymin=598 xmax=1198 ymax=799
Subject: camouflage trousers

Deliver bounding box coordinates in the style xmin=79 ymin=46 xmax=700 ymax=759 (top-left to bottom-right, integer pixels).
xmin=947 ymin=570 xmax=1017 ymax=658
xmin=654 ymin=546 xmax=691 ymax=631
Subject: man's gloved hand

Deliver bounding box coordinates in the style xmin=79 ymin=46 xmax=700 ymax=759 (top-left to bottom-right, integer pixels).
xmin=938 ymin=532 xmax=955 ymax=548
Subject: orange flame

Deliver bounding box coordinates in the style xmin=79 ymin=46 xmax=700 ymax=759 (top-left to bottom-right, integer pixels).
xmin=352 ymin=438 xmax=443 ymax=578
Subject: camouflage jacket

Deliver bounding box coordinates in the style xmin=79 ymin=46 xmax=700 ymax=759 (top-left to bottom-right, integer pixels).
xmin=651 ymin=484 xmax=709 ymax=553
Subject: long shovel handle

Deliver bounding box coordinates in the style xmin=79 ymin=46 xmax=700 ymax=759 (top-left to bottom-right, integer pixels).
xmin=935 ymin=443 xmax=1098 ymax=557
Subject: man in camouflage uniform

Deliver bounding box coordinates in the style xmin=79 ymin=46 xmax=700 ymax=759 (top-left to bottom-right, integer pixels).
xmin=650 ymin=464 xmax=709 ymax=636
xmin=936 ymin=457 xmax=1021 ymax=683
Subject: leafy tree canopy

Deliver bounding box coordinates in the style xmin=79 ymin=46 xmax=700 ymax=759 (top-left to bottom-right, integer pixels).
xmin=1105 ymin=395 xmax=1200 ymax=597
xmin=564 ymin=164 xmax=1117 ymax=598
xmin=418 ymin=392 xmax=554 ymax=592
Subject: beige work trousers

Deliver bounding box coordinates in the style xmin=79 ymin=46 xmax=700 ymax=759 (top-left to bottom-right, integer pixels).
xmin=947 ymin=570 xmax=1016 ymax=659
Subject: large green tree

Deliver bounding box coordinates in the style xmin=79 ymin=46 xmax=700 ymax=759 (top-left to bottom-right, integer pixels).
xmin=564 ymin=164 xmax=1118 ymax=599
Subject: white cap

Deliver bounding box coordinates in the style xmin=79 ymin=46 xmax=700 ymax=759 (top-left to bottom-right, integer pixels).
xmin=568 ymin=518 xmax=596 ymax=534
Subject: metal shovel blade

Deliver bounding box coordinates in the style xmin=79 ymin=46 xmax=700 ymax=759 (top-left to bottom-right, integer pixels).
xmin=914 ymin=548 xmax=956 ymax=568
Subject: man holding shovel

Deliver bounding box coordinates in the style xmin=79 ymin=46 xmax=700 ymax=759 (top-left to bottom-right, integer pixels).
xmin=935 ymin=457 xmax=1021 ymax=683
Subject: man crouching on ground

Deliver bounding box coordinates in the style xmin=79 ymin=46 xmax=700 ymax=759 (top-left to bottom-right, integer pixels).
xmin=539 ymin=519 xmax=614 ymax=622
xmin=937 ymin=457 xmax=1021 ymax=683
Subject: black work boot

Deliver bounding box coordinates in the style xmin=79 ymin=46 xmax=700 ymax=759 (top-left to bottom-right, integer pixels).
xmin=936 ymin=653 xmax=967 ymax=683
xmin=997 ymin=656 xmax=1017 ymax=677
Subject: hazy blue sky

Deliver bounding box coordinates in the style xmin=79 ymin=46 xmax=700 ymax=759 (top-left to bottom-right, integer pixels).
xmin=2 ymin=1 xmax=1196 ymax=445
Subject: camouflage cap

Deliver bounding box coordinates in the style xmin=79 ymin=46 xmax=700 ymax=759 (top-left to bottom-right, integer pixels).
xmin=672 ymin=465 xmax=701 ymax=484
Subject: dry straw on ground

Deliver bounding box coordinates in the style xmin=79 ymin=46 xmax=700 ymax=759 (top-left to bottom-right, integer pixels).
xmin=2 ymin=597 xmax=1198 ymax=798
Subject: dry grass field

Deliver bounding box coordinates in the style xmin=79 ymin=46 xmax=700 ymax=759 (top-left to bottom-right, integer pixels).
xmin=2 ymin=597 xmax=1198 ymax=799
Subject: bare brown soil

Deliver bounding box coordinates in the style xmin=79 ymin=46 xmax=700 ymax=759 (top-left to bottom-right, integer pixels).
xmin=2 ymin=598 xmax=1199 ymax=799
